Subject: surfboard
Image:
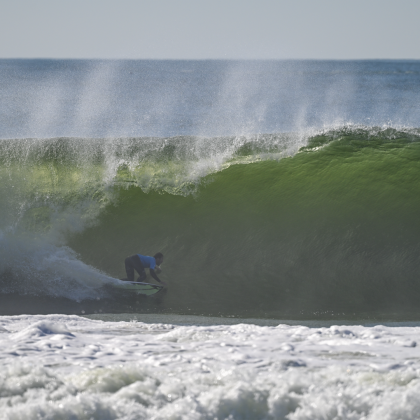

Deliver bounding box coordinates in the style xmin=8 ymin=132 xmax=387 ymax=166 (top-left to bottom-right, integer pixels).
xmin=111 ymin=280 xmax=163 ymax=296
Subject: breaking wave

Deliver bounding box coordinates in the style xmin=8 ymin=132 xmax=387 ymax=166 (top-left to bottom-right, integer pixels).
xmin=1 ymin=125 xmax=420 ymax=318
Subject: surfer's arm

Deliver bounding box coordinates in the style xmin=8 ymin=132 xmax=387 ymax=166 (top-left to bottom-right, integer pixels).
xmin=150 ymin=268 xmax=167 ymax=286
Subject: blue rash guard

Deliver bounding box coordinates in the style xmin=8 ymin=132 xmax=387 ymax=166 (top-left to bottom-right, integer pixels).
xmin=137 ymin=254 xmax=156 ymax=270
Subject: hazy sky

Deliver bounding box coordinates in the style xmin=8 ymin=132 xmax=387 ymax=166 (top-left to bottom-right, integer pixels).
xmin=1 ymin=0 xmax=420 ymax=60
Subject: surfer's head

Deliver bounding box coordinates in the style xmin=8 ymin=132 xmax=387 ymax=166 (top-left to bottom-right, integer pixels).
xmin=154 ymin=252 xmax=164 ymax=265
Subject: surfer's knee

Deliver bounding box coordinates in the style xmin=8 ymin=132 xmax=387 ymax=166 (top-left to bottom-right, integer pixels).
xmin=137 ymin=272 xmax=147 ymax=281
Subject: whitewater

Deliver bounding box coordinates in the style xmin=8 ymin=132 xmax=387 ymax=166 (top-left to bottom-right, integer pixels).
xmin=2 ymin=314 xmax=420 ymax=419
xmin=1 ymin=59 xmax=420 ymax=419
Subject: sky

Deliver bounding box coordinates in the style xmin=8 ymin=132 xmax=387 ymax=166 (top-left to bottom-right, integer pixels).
xmin=1 ymin=0 xmax=420 ymax=60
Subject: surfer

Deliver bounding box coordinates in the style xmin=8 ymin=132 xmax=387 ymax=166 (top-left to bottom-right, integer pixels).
xmin=124 ymin=252 xmax=167 ymax=286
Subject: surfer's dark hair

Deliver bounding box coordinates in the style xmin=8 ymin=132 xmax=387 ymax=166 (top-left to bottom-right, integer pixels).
xmin=154 ymin=252 xmax=164 ymax=259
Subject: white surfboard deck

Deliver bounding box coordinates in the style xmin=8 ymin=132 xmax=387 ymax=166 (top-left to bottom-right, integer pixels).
xmin=111 ymin=280 xmax=163 ymax=296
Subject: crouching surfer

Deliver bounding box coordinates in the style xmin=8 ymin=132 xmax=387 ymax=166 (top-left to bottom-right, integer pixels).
xmin=124 ymin=252 xmax=167 ymax=287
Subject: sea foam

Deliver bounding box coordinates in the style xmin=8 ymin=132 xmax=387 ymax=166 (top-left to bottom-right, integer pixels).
xmin=1 ymin=315 xmax=420 ymax=419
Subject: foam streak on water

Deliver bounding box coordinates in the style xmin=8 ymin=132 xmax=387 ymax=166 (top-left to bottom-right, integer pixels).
xmin=1 ymin=315 xmax=420 ymax=419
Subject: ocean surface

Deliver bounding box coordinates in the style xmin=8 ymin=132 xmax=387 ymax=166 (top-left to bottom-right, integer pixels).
xmin=1 ymin=59 xmax=420 ymax=419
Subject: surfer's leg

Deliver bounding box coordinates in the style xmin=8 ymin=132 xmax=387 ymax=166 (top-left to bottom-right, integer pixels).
xmin=132 ymin=255 xmax=147 ymax=281
xmin=125 ymin=256 xmax=136 ymax=282
xmin=136 ymin=271 xmax=147 ymax=282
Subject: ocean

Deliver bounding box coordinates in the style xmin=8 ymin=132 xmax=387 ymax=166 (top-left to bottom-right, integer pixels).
xmin=1 ymin=59 xmax=420 ymax=419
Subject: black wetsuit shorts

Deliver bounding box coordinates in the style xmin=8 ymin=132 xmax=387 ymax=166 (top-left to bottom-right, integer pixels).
xmin=124 ymin=254 xmax=147 ymax=282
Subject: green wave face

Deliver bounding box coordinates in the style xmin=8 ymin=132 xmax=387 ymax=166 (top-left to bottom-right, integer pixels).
xmin=1 ymin=127 xmax=420 ymax=317
xmin=68 ymin=128 xmax=420 ymax=317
